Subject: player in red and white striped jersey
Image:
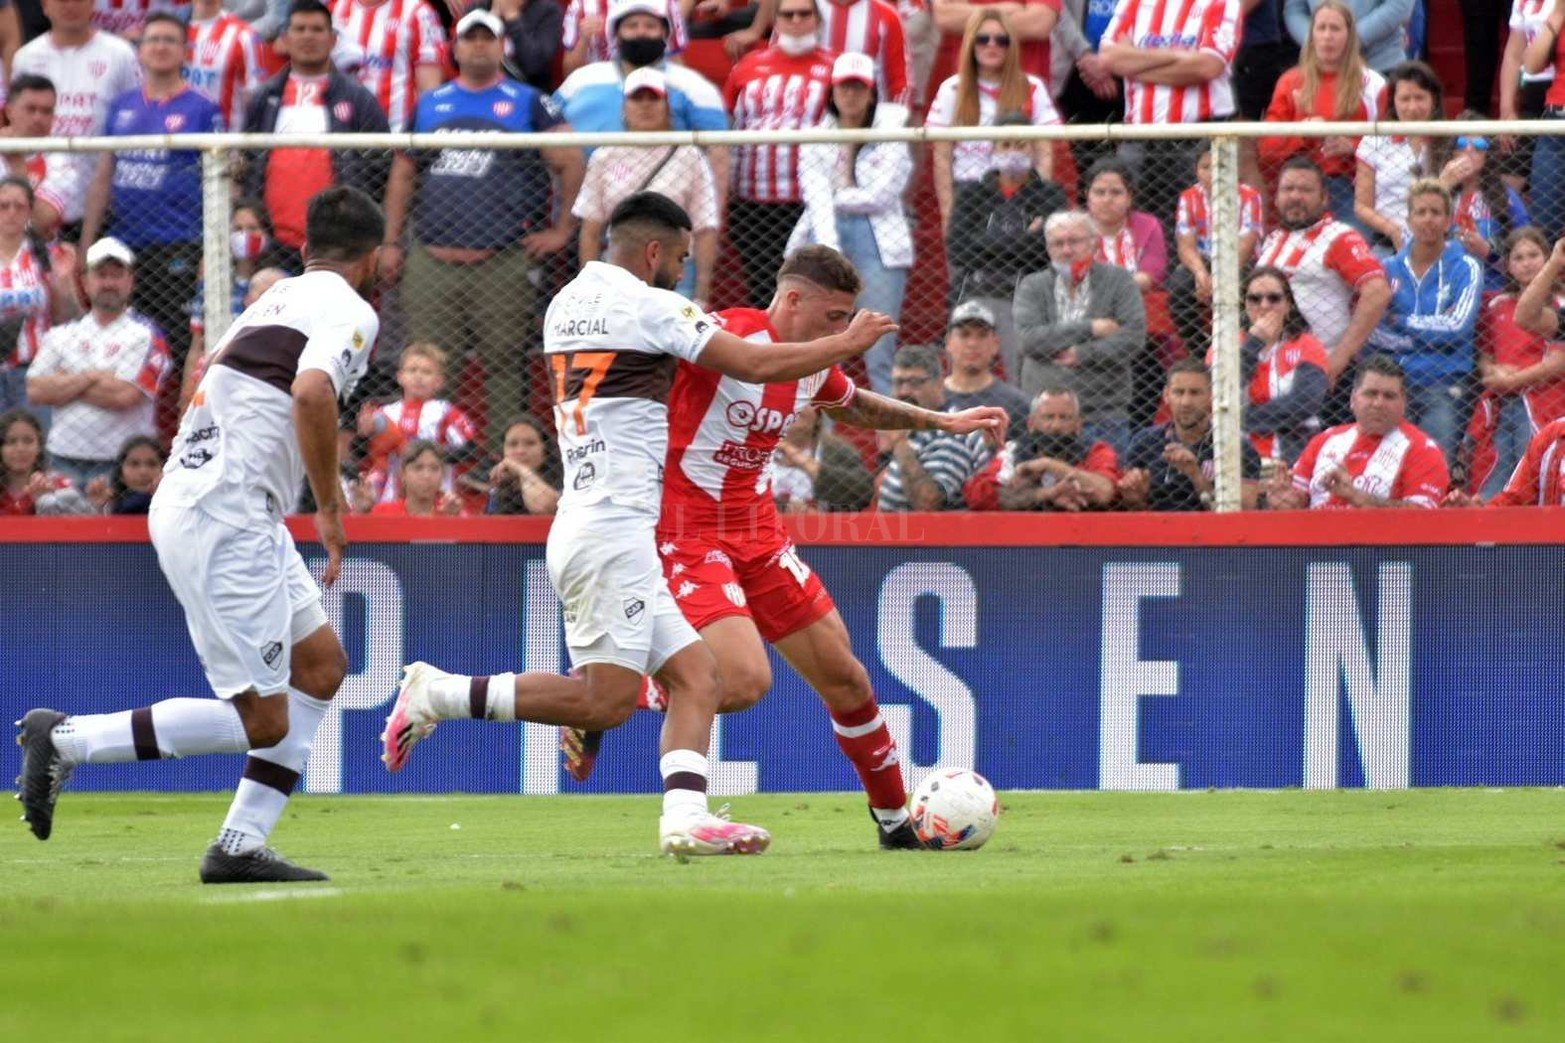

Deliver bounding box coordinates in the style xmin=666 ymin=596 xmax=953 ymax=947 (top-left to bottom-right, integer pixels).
xmin=723 ymin=0 xmax=835 ymax=306
xmin=93 ymin=0 xmax=190 ymax=40
xmin=818 ymin=0 xmax=912 ymax=105
xmin=562 ymin=0 xmax=688 ymax=74
xmin=185 ymin=0 xmax=264 ymax=132
xmin=563 ymin=246 xmax=1007 ymax=850
xmin=330 ymin=0 xmax=447 ymax=132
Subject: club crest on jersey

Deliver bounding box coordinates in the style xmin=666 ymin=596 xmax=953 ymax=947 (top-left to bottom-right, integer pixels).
xmin=623 ymin=596 xmax=645 ymax=623
xmin=703 ymin=549 xmax=732 ymax=567
xmin=334 ymin=101 xmax=354 ymax=122
xmin=723 ymin=583 xmax=746 ymax=607
xmin=90 ymin=61 xmax=107 ymax=78
xmin=492 ymin=100 xmax=515 ymax=118
xmin=164 ymin=113 xmax=186 ymax=132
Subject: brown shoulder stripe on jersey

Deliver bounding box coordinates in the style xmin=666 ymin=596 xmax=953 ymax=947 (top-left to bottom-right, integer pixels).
xmin=215 ymin=325 xmax=311 ymax=395
xmin=552 ymin=350 xmax=681 ymax=406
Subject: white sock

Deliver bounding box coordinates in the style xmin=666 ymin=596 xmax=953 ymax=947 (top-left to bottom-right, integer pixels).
xmin=51 ymin=699 xmax=248 ymax=765
xmin=219 ymin=690 xmax=330 ymax=854
xmin=427 ymin=673 xmax=517 ymax=721
xmin=660 ymin=749 xmax=709 ymax=820
xmin=872 ymin=807 xmax=911 ymax=830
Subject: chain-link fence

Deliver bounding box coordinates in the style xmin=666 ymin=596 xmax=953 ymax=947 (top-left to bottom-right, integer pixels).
xmin=3 ymin=119 xmax=1562 ymax=519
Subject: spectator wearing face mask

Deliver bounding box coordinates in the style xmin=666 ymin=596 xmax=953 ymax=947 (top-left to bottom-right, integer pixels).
xmin=964 ymin=386 xmax=1120 ymax=510
xmin=945 ymin=111 xmax=1067 ymax=380
xmin=187 ymin=199 xmax=287 ymax=361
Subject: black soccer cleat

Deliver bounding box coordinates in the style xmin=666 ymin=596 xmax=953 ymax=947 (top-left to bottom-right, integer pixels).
xmin=562 ymin=726 xmax=604 ymax=784
xmin=199 ymin=843 xmax=331 ymax=884
xmin=873 ymin=807 xmax=928 ymax=850
xmin=15 ymin=708 xmax=71 ymax=841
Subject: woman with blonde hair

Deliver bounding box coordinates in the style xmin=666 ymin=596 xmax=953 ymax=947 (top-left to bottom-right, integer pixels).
xmin=1261 ymin=0 xmax=1385 ymax=221
xmin=926 ymin=8 xmax=1059 ymax=228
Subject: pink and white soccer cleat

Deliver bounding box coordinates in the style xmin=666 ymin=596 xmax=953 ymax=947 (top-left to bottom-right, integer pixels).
xmin=659 ymin=805 xmax=771 ymax=858
xmin=380 ymin=662 xmax=442 ymax=773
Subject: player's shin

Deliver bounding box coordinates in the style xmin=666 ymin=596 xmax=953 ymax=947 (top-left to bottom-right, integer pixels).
xmin=831 ymin=698 xmax=910 ymax=829
xmin=50 ymin=698 xmax=250 ymax=764
xmin=216 ymin=689 xmax=327 ymax=855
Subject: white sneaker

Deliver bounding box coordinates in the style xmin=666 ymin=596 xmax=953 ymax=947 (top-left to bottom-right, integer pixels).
xmin=380 ymin=662 xmax=442 ymax=772
xmin=659 ymin=804 xmax=771 ymax=859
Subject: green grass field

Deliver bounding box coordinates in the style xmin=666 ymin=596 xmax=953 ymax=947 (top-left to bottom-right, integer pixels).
xmin=3 ymin=790 xmax=1563 ymax=1042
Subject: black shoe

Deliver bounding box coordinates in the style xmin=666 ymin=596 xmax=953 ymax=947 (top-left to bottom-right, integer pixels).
xmin=14 ymin=709 xmax=71 ymax=841
xmin=873 ymin=807 xmax=927 ymax=850
xmin=199 ymin=843 xmax=330 ymax=884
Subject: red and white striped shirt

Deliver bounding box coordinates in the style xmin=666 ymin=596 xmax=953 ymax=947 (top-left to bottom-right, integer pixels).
xmin=93 ymin=0 xmax=190 ymax=38
xmin=1103 ymin=0 xmax=1241 ymax=123
xmin=185 ymin=13 xmax=264 ymax=132
xmin=562 ymin=0 xmax=688 ymax=62
xmin=0 ymin=244 xmax=56 ymax=367
xmin=24 ymin=152 xmax=85 ymax=227
xmin=1255 ymin=216 xmax=1383 ymax=349
xmin=819 ymin=0 xmax=911 ymax=106
xmin=662 ymin=308 xmax=856 ymax=529
xmin=1176 ymin=182 xmax=1264 ymax=258
xmin=331 ymin=0 xmax=447 ymax=132
xmin=1493 ymin=418 xmax=1565 ymax=506
xmin=724 ymin=46 xmax=836 ymax=204
xmin=1245 ymin=333 xmax=1328 ymax=460
xmin=1292 ymin=420 xmax=1449 ymax=509
xmin=365 ymin=397 xmax=478 ymax=503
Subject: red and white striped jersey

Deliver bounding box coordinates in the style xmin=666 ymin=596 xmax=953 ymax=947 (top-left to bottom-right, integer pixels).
xmin=1255 ymin=216 xmax=1383 ymax=350
xmin=724 ymin=46 xmax=836 ymax=203
xmin=1245 ymin=333 xmax=1328 ymax=460
xmin=819 ymin=0 xmax=911 ymax=106
xmin=662 ymin=308 xmax=856 ymax=529
xmin=562 ymin=0 xmax=688 ymax=62
xmin=1097 ymin=226 xmax=1139 ymax=274
xmin=1494 ymin=418 xmax=1565 ymax=506
xmin=1176 ymin=182 xmax=1264 ymax=257
xmin=185 ymin=13 xmax=263 ymax=132
xmin=331 ymin=0 xmax=447 ymax=132
xmin=1102 ymin=0 xmax=1242 ymax=123
xmin=366 ymin=396 xmax=478 ymax=503
xmin=0 ymin=244 xmax=56 ymax=367
xmin=93 ymin=0 xmax=190 ymax=38
xmin=24 ymin=151 xmax=86 ymax=226
xmin=1291 ymin=420 xmax=1449 ymax=509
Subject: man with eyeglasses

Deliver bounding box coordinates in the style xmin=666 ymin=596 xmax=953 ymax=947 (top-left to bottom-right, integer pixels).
xmin=876 ymin=344 xmax=998 ymax=510
xmin=1013 ymin=208 xmax=1146 ymax=456
xmin=81 ymin=12 xmax=224 ymax=363
xmin=723 ymin=0 xmax=837 ymax=308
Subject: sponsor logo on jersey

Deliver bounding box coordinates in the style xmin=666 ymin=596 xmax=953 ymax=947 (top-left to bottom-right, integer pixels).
xmin=352 ymin=330 xmax=366 ymax=351
xmin=670 ymin=562 xmax=686 ymax=576
xmin=623 ymin=596 xmax=645 ymax=623
xmin=725 ymin=400 xmax=795 ymax=435
xmin=723 ymin=582 xmax=746 ymax=607
xmin=179 ymin=446 xmax=215 ymax=469
xmin=674 ymin=580 xmax=698 ymax=599
xmin=572 ymin=461 xmax=597 ymax=491
xmin=714 ymin=440 xmax=769 ymax=470
xmin=659 ymin=541 xmax=678 ymax=556
xmin=566 ymin=438 xmax=605 ymax=464
xmin=261 ymin=641 xmax=283 ymax=667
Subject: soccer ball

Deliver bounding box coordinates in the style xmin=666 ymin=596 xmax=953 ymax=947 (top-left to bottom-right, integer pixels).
xmin=910 ymin=768 xmax=999 ymax=850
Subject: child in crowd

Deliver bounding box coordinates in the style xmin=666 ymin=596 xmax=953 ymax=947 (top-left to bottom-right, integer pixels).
xmin=358 ymin=342 xmax=478 ymax=506
xmin=85 ymin=436 xmax=166 ymax=515
xmin=0 ymin=408 xmax=76 ymax=515
xmin=367 ymin=440 xmax=465 ymax=517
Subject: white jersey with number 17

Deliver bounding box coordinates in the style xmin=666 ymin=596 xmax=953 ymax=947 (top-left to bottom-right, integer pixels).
xmin=545 ymin=260 xmax=719 ymax=521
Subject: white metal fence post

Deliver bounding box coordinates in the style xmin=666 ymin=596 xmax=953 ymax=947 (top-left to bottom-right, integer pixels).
xmin=1209 ymin=135 xmax=1244 ymax=513
xmin=201 ymin=148 xmax=233 ymax=348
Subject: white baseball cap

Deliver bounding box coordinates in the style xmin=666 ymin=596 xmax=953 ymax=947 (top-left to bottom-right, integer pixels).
xmin=454 ymin=9 xmax=505 ymax=37
xmin=608 ymin=0 xmax=669 ymax=37
xmin=831 ymin=52 xmax=875 ymax=87
xmin=949 ymin=300 xmax=997 ymax=330
xmin=85 ymin=237 xmax=135 ymax=269
xmin=623 ymin=67 xmax=668 ymax=97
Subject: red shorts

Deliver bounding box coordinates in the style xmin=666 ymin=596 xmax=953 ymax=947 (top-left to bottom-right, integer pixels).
xmin=655 ymin=524 xmax=836 ymax=643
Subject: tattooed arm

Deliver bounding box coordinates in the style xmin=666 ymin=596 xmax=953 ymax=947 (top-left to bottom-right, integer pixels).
xmin=823 ymin=390 xmax=1008 ymax=442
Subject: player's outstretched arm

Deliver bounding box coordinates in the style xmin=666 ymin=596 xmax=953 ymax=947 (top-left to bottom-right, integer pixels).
xmin=826 ymin=390 xmax=1007 ymax=443
xmin=697 ymin=310 xmax=898 ymax=384
xmin=293 ymin=369 xmax=347 ymax=588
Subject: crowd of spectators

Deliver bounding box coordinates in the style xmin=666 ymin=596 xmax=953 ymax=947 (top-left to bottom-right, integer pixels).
xmin=0 ymin=0 xmax=1560 ymax=519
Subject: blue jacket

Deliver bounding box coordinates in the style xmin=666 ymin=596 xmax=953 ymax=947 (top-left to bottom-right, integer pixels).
xmin=1368 ymin=239 xmax=1481 ymax=387
xmin=1285 ymin=0 xmax=1416 ymax=74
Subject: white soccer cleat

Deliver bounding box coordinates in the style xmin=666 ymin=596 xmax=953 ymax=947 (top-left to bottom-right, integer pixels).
xmin=659 ymin=804 xmax=771 ymax=859
xmin=380 ymin=662 xmax=442 ymax=773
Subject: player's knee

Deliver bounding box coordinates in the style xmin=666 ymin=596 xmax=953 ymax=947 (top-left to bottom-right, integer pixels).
xmin=292 ymin=647 xmax=347 ymax=700
xmin=238 ymin=695 xmax=290 ymax=749
xmin=584 ymin=677 xmax=639 ymax=730
xmin=818 ymin=659 xmax=874 ymax=713
xmin=719 ymin=662 xmax=771 ymax=713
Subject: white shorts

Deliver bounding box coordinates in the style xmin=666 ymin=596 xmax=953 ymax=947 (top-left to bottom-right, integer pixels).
xmin=546 ymin=515 xmax=700 ymax=675
xmin=149 ymin=504 xmax=328 ymax=699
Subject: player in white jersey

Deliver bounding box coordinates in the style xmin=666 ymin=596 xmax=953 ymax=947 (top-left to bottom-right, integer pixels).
xmin=381 ymin=192 xmax=896 ymax=856
xmin=15 ymin=187 xmax=385 ymax=885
